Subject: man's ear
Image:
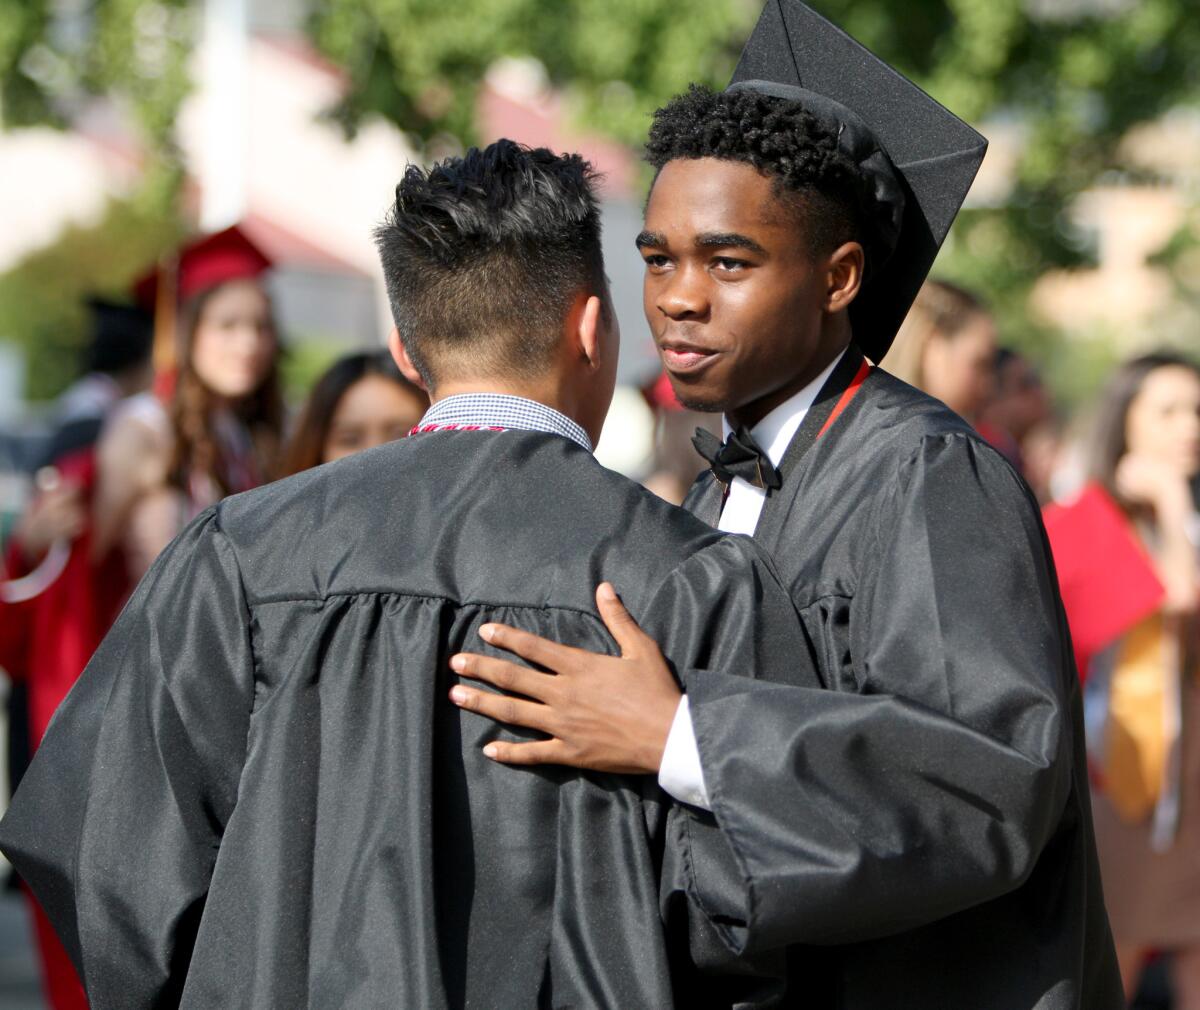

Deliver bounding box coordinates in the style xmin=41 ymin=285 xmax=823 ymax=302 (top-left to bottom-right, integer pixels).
xmin=825 ymin=242 xmax=866 ymax=315
xmin=569 ymin=293 xmax=606 ymax=371
xmin=388 ymin=328 xmax=428 ymax=391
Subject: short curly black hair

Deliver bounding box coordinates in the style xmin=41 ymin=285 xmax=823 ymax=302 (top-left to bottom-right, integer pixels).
xmin=375 ymin=139 xmax=608 ymax=388
xmin=645 ymin=85 xmax=870 ymax=261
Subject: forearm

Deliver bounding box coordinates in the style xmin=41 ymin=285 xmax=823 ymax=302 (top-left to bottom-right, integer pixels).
xmin=1154 ymin=501 xmax=1198 ymax=614
xmin=92 ymin=414 xmax=168 ymax=563
xmin=123 ymin=489 xmax=183 ymax=582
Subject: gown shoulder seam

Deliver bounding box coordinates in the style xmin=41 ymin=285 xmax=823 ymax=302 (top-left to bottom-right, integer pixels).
xmin=244 ymin=588 xmax=606 ymax=622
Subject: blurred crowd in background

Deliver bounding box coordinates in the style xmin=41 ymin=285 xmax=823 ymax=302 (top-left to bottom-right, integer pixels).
xmin=0 ymin=0 xmax=1197 ymax=1008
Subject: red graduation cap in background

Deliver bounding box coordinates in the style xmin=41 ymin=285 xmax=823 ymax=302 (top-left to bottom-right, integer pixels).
xmin=133 ymin=224 xmax=273 ymax=396
xmin=134 ymin=224 xmax=272 ymax=311
xmin=1043 ymin=483 xmax=1165 ymax=681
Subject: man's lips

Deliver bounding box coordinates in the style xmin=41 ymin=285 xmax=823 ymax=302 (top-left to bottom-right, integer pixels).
xmin=659 ymin=341 xmax=720 ymax=376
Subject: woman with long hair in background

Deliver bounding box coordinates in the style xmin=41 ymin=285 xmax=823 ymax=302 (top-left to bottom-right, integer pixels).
xmin=278 ymin=349 xmax=426 ymax=476
xmin=884 ymin=278 xmax=997 ymax=423
xmin=93 ymin=226 xmax=284 ymax=581
xmin=1057 ymin=352 xmax=1200 ymax=1006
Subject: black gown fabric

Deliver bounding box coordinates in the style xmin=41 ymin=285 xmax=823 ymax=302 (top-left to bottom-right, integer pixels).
xmin=679 ymin=365 xmax=1123 ymax=1009
xmin=0 ymin=431 xmax=805 ymax=1009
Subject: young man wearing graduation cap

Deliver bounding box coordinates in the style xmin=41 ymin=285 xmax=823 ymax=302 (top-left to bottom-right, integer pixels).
xmin=0 ymin=139 xmax=809 ymax=1007
xmin=449 ymin=3 xmax=1123 ymax=1006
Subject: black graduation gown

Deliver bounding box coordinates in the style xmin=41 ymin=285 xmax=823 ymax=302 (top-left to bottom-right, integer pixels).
xmin=0 ymin=431 xmax=805 ymax=1009
xmin=679 ymin=364 xmax=1123 ymax=1009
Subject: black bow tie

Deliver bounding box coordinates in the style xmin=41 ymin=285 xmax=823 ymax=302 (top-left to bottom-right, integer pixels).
xmin=692 ymin=426 xmax=782 ymax=492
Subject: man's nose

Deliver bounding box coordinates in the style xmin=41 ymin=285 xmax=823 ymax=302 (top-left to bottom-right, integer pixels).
xmin=657 ymin=267 xmax=709 ymax=320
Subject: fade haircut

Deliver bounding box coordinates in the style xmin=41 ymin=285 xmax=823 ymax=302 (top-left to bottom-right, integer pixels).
xmin=645 ymin=85 xmax=871 ymax=264
xmin=375 ymin=140 xmax=608 ymax=388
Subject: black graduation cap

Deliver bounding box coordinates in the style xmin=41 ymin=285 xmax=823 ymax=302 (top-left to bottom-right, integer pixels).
xmin=729 ymin=0 xmax=988 ymax=361
xmin=83 ymin=297 xmax=154 ymax=375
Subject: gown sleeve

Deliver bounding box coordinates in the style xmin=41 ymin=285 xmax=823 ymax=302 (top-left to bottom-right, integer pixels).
xmin=643 ymin=535 xmax=808 ymax=693
xmin=641 ymin=535 xmax=812 ymax=989
xmin=0 ymin=506 xmax=256 ymax=1008
xmin=680 ymin=432 xmax=1075 ymax=955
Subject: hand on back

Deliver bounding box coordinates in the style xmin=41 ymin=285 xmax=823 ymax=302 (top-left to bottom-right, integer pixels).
xmin=448 ymin=583 xmax=681 ymax=775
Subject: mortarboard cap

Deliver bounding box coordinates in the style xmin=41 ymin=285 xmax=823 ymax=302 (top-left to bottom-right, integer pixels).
xmin=83 ymin=298 xmax=154 ymax=375
xmin=133 ymin=224 xmax=273 ymax=310
xmin=729 ymin=0 xmax=988 ymax=361
xmin=133 ymin=223 xmax=273 ymax=382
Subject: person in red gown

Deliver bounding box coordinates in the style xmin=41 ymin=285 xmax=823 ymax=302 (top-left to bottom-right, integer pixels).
xmin=2 ymin=299 xmax=154 ymax=1010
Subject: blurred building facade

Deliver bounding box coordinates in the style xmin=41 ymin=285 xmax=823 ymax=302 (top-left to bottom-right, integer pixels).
xmin=1030 ymin=110 xmax=1200 ymax=351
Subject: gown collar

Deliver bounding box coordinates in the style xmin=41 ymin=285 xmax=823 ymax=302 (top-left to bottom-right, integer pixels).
xmin=722 ymin=350 xmax=847 ymax=468
xmin=749 ymin=346 xmax=871 ymax=553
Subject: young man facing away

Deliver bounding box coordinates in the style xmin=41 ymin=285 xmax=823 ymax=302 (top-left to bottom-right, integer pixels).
xmin=0 ymin=141 xmax=806 ymax=1008
xmin=448 ymin=4 xmax=1124 ymax=1007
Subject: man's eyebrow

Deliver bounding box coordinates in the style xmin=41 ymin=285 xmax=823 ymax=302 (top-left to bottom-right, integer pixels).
xmin=635 ymin=231 xmax=666 ymax=249
xmin=696 ymin=232 xmax=768 ymax=256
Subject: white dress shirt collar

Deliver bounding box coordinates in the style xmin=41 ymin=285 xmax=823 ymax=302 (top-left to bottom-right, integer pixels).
xmin=715 ymin=349 xmax=846 ymax=538
xmin=721 ymin=348 xmax=847 ymax=467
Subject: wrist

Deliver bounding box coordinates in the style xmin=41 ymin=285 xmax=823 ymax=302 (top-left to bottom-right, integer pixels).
xmin=656 ymin=693 xmax=712 ymax=809
xmin=1157 ymin=501 xmax=1192 ymax=525
xmin=642 ymin=691 xmax=682 ymax=773
xmin=1153 ymin=480 xmax=1192 ymax=519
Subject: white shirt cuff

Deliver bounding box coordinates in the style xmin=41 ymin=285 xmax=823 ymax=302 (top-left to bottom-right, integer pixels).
xmin=657 ymin=695 xmax=712 ymax=810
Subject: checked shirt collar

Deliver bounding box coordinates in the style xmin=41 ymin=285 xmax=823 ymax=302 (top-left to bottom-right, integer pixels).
xmin=412 ymin=393 xmax=592 ymax=453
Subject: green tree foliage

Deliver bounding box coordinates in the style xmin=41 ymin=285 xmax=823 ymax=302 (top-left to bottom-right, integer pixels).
xmin=309 ymin=0 xmax=758 ymax=148
xmin=0 ymin=0 xmax=192 ymax=185
xmin=0 ymin=0 xmax=56 ymax=126
xmin=0 ymin=198 xmax=183 ymax=400
xmin=0 ymin=0 xmax=191 ymax=400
